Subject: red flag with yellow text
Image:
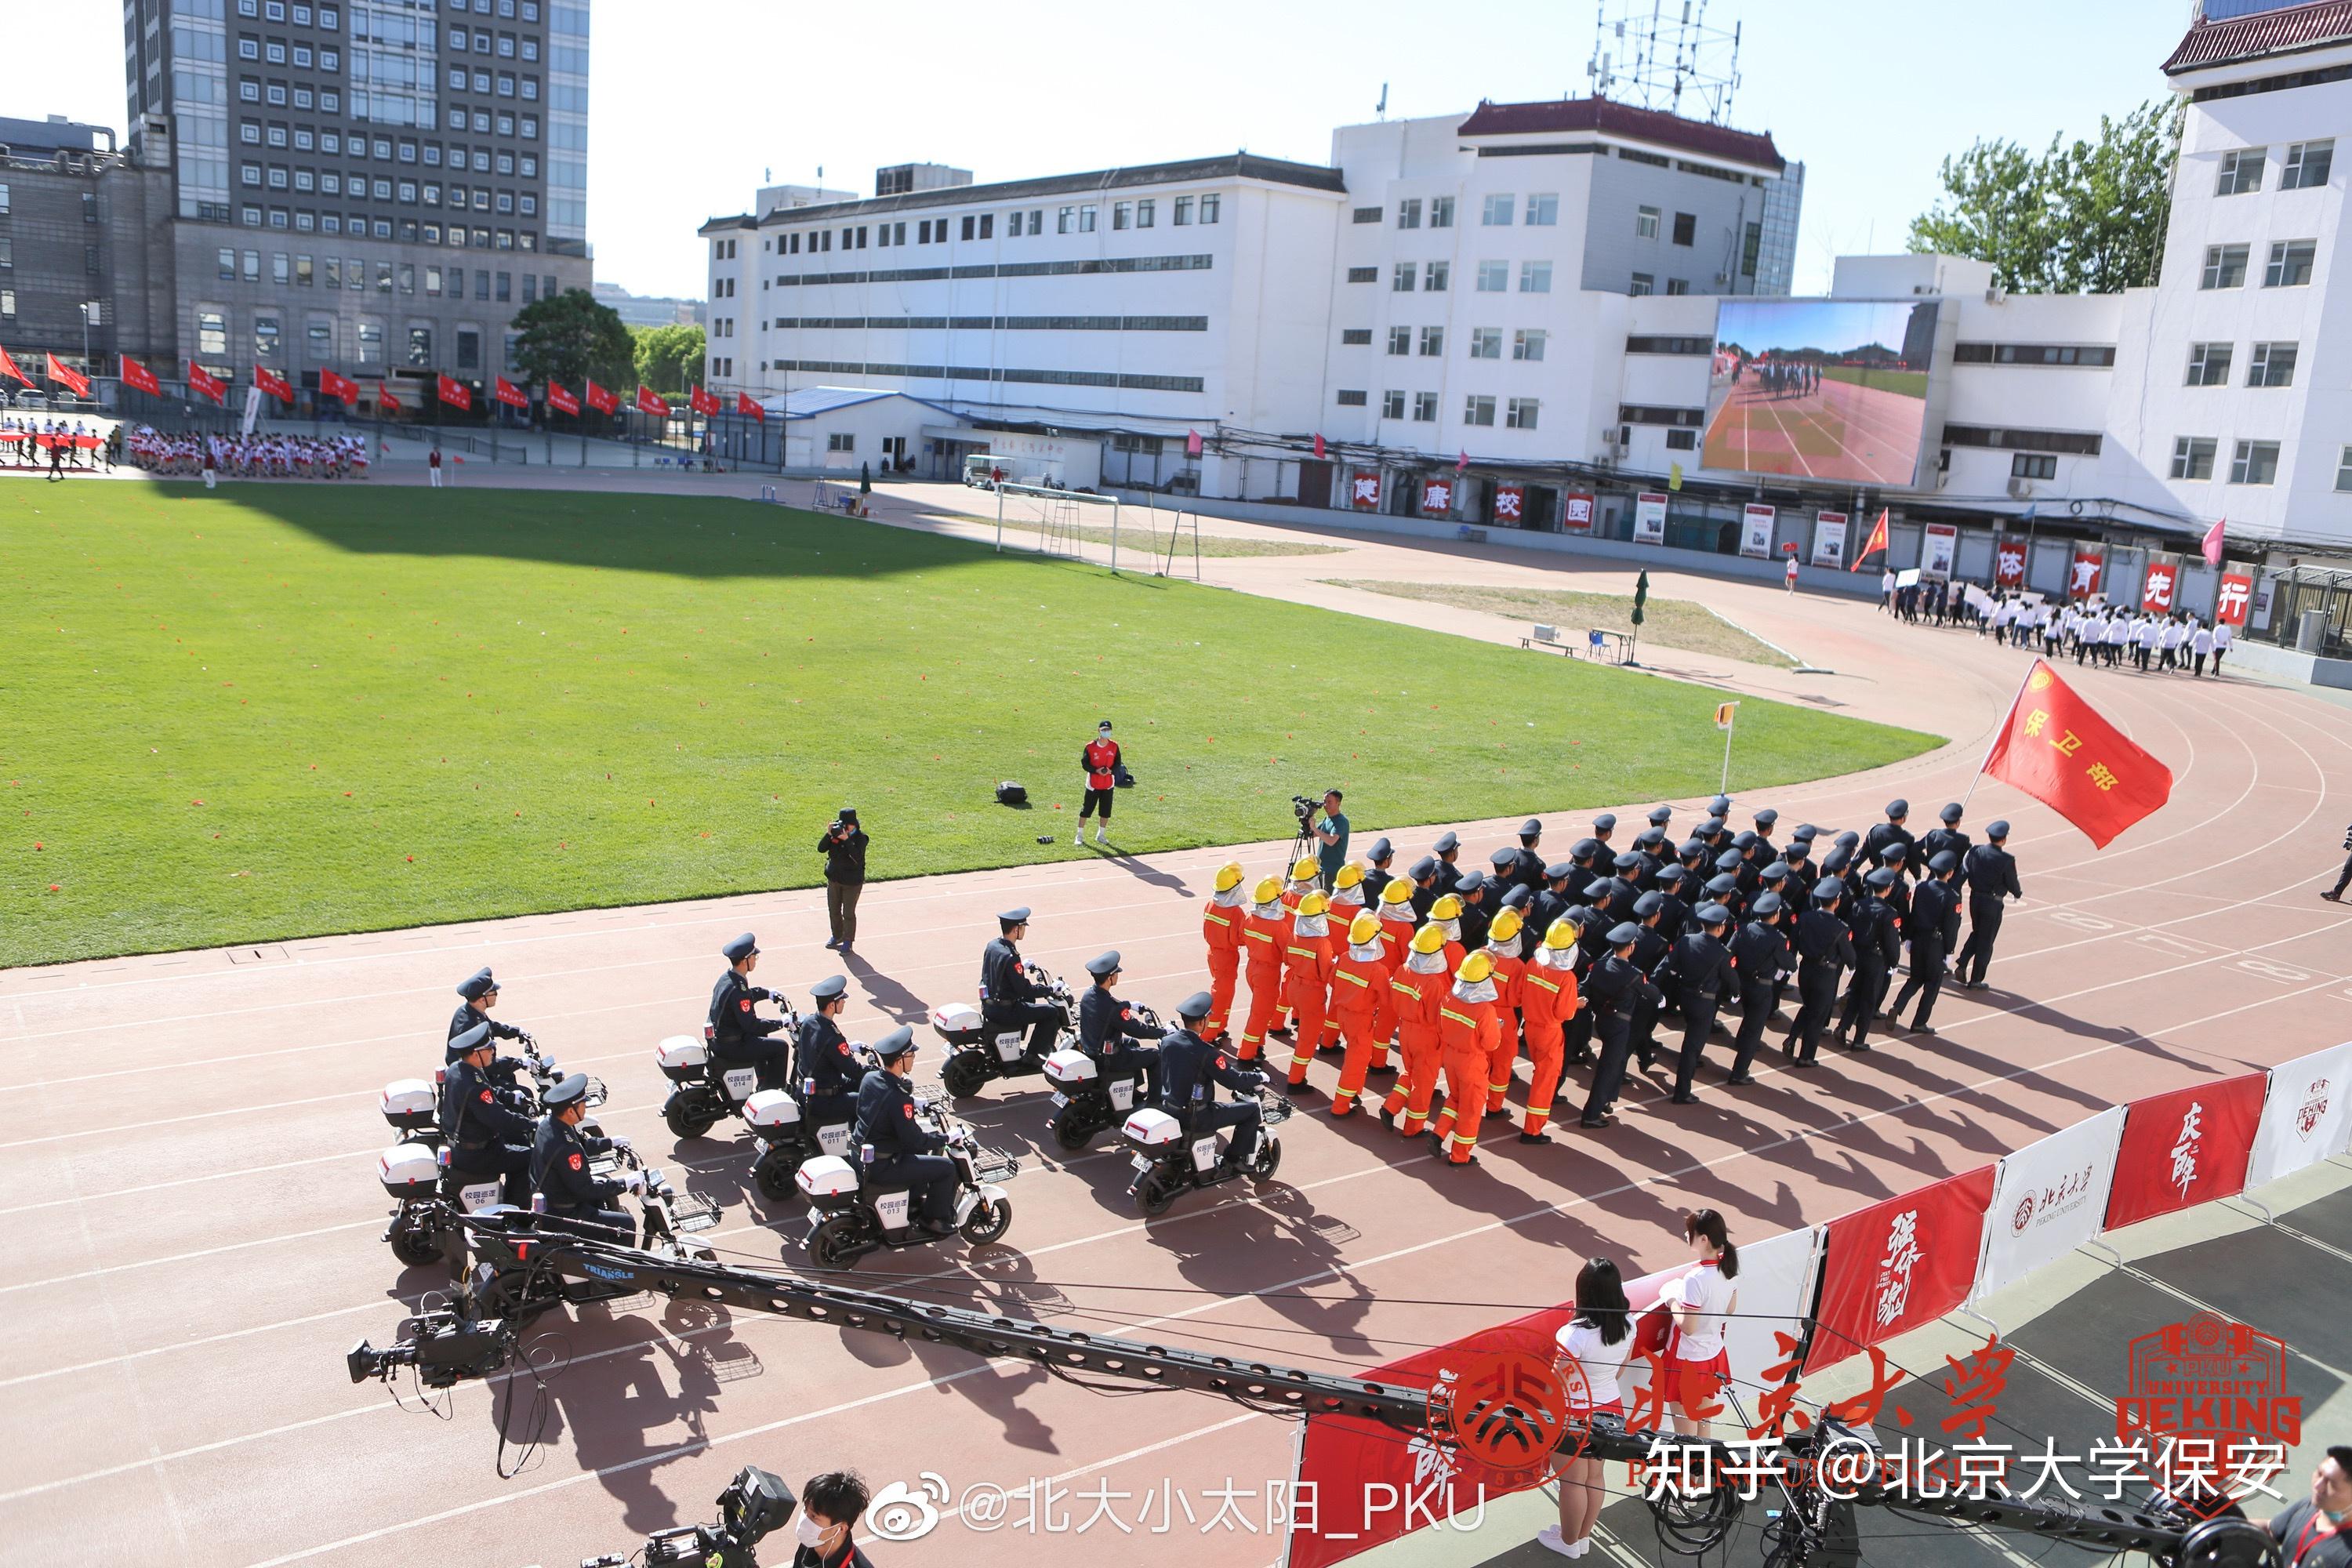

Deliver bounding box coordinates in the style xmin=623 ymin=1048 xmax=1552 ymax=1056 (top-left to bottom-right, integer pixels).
xmin=1984 ymin=661 xmax=2173 ymax=849
xmin=1849 ymin=507 xmax=1889 ymax=571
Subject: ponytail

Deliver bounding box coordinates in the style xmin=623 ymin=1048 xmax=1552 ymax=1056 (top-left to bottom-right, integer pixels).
xmin=1683 ymin=1207 xmax=1740 ymax=1279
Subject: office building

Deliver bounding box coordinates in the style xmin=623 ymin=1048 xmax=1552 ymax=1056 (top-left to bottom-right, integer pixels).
xmin=0 ymin=114 xmax=176 ymax=382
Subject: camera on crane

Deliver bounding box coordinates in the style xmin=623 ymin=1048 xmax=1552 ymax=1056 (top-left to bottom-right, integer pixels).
xmin=346 ymin=1309 xmax=516 ymax=1389
xmin=580 ymin=1466 xmax=796 ymax=1568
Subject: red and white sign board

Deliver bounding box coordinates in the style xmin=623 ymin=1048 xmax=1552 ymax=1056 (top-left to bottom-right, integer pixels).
xmin=1811 ymin=510 xmax=1848 ymax=568
xmin=2245 ymin=1043 xmax=2352 ymax=1190
xmin=2103 ymin=1073 xmax=2267 ymax=1231
xmin=1419 ymin=477 xmax=1454 ymax=517
xmin=2142 ymin=560 xmax=2180 ymax=614
xmin=2215 ymin=571 xmax=2255 ymax=627
xmin=1632 ymin=492 xmax=1668 ymax=543
xmin=1809 ymin=1165 xmax=1994 ymax=1370
xmin=1973 ymin=1105 xmax=2125 ymax=1305
xmin=1350 ymin=470 xmax=1381 ymax=510
xmin=1493 ymin=482 xmax=1526 ymax=524
xmin=1561 ymin=492 xmax=1595 ymax=532
xmin=1740 ymin=503 xmax=1777 ymax=559
xmin=1995 ymin=539 xmax=2027 ymax=588
xmin=2068 ymin=546 xmax=2105 ymax=600
xmin=1919 ymin=521 xmax=1958 ymax=580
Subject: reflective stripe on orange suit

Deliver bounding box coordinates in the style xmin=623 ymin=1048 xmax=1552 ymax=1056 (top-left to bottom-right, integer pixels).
xmin=1483 ymin=951 xmax=1526 ymax=1113
xmin=1202 ymin=902 xmax=1245 ymax=1039
xmin=1378 ymin=969 xmax=1446 ymax=1134
xmin=1280 ymin=929 xmax=1337 ymax=1083
xmin=1433 ymin=993 xmax=1494 ymax=1162
xmin=1236 ymin=907 xmax=1290 ymax=1061
xmin=1517 ymin=964 xmax=1580 ymax=1135
xmin=1326 ymin=949 xmax=1387 ymax=1112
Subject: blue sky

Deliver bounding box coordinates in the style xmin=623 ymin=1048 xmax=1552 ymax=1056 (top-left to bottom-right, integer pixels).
xmin=1715 ymin=299 xmax=1922 ymax=358
xmin=47 ymin=0 xmax=2192 ymax=301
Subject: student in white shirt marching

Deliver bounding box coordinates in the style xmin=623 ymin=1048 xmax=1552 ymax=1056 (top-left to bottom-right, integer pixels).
xmin=2212 ymin=618 xmax=2234 ymax=674
xmin=1541 ymin=1258 xmax=1635 ymax=1559
xmin=1654 ymin=1208 xmax=1740 ymax=1437
xmin=2104 ymin=610 xmax=2131 ymax=666
xmin=2190 ymin=621 xmax=2216 ymax=677
xmin=2160 ymin=615 xmax=2187 ymax=672
xmin=2136 ymin=612 xmax=2162 ymax=672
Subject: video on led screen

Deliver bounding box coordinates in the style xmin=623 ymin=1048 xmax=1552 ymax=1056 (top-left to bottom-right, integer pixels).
xmin=1701 ymin=299 xmax=1940 ymax=486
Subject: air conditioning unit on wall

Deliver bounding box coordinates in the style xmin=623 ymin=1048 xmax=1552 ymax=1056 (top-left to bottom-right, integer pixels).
xmin=2007 ymin=477 xmax=2036 ymax=500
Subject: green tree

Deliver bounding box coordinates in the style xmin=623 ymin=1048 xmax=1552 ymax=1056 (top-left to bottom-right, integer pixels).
xmin=1907 ymin=100 xmax=2179 ymax=293
xmin=631 ymin=323 xmax=706 ymax=394
xmin=509 ymin=288 xmax=634 ymax=394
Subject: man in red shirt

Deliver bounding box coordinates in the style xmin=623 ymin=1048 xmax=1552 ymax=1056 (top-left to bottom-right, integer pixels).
xmin=1076 ymin=719 xmax=1121 ymax=847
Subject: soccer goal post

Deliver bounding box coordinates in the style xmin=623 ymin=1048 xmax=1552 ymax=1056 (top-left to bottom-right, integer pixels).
xmin=993 ymin=482 xmax=1127 ymax=571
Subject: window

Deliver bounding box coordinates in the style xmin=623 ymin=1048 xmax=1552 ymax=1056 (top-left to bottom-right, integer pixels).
xmin=1630 ymin=272 xmax=1654 ymax=296
xmin=1396 ymin=198 xmax=1421 ymax=229
xmin=495 ymin=270 xmax=511 ymax=302
xmin=2171 ymin=437 xmax=2217 ymax=481
xmin=1526 ymin=193 xmax=1559 ymax=226
xmin=2249 ymin=340 xmax=2297 ymax=387
xmin=1468 ymin=327 xmax=1501 ymax=360
xmin=1381 ymin=390 xmax=1406 ymax=419
xmin=2336 ymin=444 xmax=2352 ymax=492
xmin=1392 ymin=262 xmax=1416 ymax=292
xmin=1482 ymin=194 xmax=1514 ymax=226
xmin=244 ymin=249 xmax=261 ymax=280
xmin=1430 ymin=195 xmax=1454 ymax=228
xmin=1635 ymin=205 xmax=1660 ymax=239
xmin=1341 ymin=328 xmax=1373 ymax=345
xmin=1346 ymin=266 xmax=1378 ymax=283
xmin=1058 ymin=205 xmax=1074 ymax=234
xmin=2216 ymin=146 xmax=2267 ymax=195
xmin=1112 ymin=201 xmax=1131 ymax=230
xmin=406 ymin=325 xmax=432 ymax=365
xmin=1519 ymin=260 xmax=1552 ymax=292
xmin=1079 ymin=204 xmax=1097 ymax=232
xmin=273 ymin=252 xmax=290 ymax=285
xmin=1387 ymin=325 xmax=1410 ymax=355
xmin=1506 ymin=397 xmax=1540 ymax=430
xmin=1419 ymin=325 xmax=1444 ymax=356
xmin=1199 ymin=194 xmax=1218 ymax=223
xmin=2284 ymin=138 xmax=2333 ymax=190
xmin=1475 ymin=260 xmax=1507 ymax=292
xmin=1352 ymin=205 xmax=1382 ymax=224
xmin=827 ymin=433 xmax=856 ymax=452
xmin=1671 ymin=211 xmax=1696 ymax=246
xmin=424 ymin=263 xmax=441 ymax=296
xmin=1425 ymin=260 xmax=1449 ymax=292
xmin=198 ymin=311 xmax=227 ymax=356
xmin=2186 ymin=342 xmax=2232 ymax=385
xmin=2263 ymin=239 xmax=2316 ymax=287
xmin=2201 ymin=243 xmax=2249 ymax=289
xmin=1173 ymin=195 xmax=1192 ymax=225
xmin=1136 ymin=199 xmax=1153 ymax=227
xmin=449 ymin=327 xmax=477 ymax=368
xmin=358 ymin=320 xmax=383 ymax=363
xmin=219 ymin=247 xmax=237 ymax=280
xmin=1463 ymin=394 xmax=1496 ymax=427
xmin=1512 ymin=328 xmax=1546 ymax=362
xmin=1334 ymin=388 xmax=1367 ymax=406
xmin=2009 ymin=452 xmax=2056 ymax=480
xmin=2230 ymin=438 xmax=2280 ymax=485
xmin=1412 ymin=391 xmax=1438 ymax=422
xmin=1666 ymin=428 xmax=1697 ymax=451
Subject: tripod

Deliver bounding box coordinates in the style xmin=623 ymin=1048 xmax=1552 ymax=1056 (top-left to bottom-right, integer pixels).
xmin=1288 ymin=811 xmax=1318 ymax=884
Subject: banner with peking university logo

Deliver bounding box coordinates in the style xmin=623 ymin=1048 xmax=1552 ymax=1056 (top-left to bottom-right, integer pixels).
xmin=1973 ymin=1105 xmax=2126 ymax=1305
xmin=2244 ymin=1042 xmax=2352 ymax=1190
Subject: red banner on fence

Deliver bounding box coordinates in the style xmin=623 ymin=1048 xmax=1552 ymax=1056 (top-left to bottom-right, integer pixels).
xmin=2103 ymin=1073 xmax=2267 ymax=1231
xmin=635 ymin=384 xmax=670 ymax=418
xmin=1419 ymin=476 xmax=1454 ymax=517
xmin=2142 ymin=561 xmax=2180 ymax=614
xmin=437 ymin=373 xmax=472 ymax=412
xmin=1493 ymin=482 xmax=1526 ymax=524
xmin=1995 ymin=537 xmax=2027 ymax=588
xmin=546 ymin=382 xmax=580 ymax=416
xmin=187 ymin=361 xmax=227 ymax=405
xmin=318 ymin=368 xmax=360 ymax=405
xmin=119 ymin=354 xmax=162 ymax=397
xmin=736 ymin=390 xmax=765 ymax=420
xmin=1809 ymin=1165 xmax=1994 ymax=1370
xmin=583 ymin=379 xmax=619 ymax=415
xmin=2215 ymin=572 xmax=2254 ymax=628
xmin=2069 ymin=546 xmax=2105 ymax=600
xmin=1561 ymin=492 xmax=1595 ymax=533
xmin=254 ymin=364 xmax=294 ymax=404
xmin=1349 ymin=470 xmax=1381 ymax=510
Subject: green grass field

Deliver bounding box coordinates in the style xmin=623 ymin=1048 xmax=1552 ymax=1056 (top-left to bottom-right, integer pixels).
xmin=1820 ymin=365 xmax=1930 ymax=399
xmin=2 ymin=485 xmax=1939 ymax=966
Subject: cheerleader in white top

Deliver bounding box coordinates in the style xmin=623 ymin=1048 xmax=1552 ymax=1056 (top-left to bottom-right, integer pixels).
xmin=1657 ymin=1208 xmax=1740 ymax=1438
xmin=1541 ymin=1258 xmax=1634 ymax=1559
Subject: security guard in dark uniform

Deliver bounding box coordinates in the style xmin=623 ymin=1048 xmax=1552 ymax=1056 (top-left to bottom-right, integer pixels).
xmin=1632 ymin=827 xmax=1670 ymax=887
xmin=532 ymin=1072 xmax=637 ymax=1235
xmin=1431 ymin=830 xmax=1463 ymax=889
xmin=1889 ymin=851 xmax=1965 ymax=1033
xmin=1456 ymin=871 xmax=1494 ymax=953
xmin=855 ymin=1026 xmax=957 ymax=1232
xmin=1651 ymin=865 xmax=1693 ymax=941
xmin=1530 ymin=862 xmax=1577 ymax=946
xmin=1627 ymin=891 xmax=1673 ymax=1068
xmin=1835 ymin=867 xmax=1903 ymax=1051
xmin=1917 ymin=803 xmax=1972 ymax=873
xmin=1558 ymin=907 xmax=1607 ymax=1067
xmin=1660 ymin=902 xmax=1734 ymax=1103
xmin=1590 ymin=813 xmax=1619 ymax=856
xmin=794 ymin=975 xmax=862 ymax=1131
xmin=1646 ymin=804 xmax=1675 ymax=837
xmin=1751 ymin=806 xmax=1780 ymax=861
xmin=1159 ymin=990 xmax=1269 ymax=1167
xmin=1781 ymin=880 xmax=1857 ymax=1066
xmin=1577 ymin=923 xmax=1655 ymax=1128
xmin=982 ymin=908 xmax=1063 ymax=1059
xmin=1078 ymin=949 xmax=1163 ymax=1102
xmin=1361 ymin=837 xmax=1397 ymax=909
xmin=1864 ymin=800 xmax=1919 ymax=880
xmin=1955 ymin=822 xmax=2023 ymax=989
xmin=1506 ymin=820 xmax=1547 ymax=895
xmin=1704 ymin=869 xmax=1744 ymax=924
xmin=448 ymin=967 xmax=528 ymax=1080
xmin=1727 ymin=892 xmax=1789 ymax=1084
xmin=1780 ymin=839 xmax=1819 ymax=904
xmin=442 ymin=1022 xmax=535 ymax=1205
xmin=1876 ymin=842 xmax=1914 ymax=937
xmin=710 ymin=933 xmax=793 ymax=1090
xmin=1407 ymin=855 xmax=1445 ymax=919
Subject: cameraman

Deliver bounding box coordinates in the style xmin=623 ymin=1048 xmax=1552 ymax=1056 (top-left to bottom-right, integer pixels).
xmin=1312 ymin=789 xmax=1351 ymax=890
xmin=793 ymin=1471 xmax=875 ymax=1568
xmin=818 ymin=806 xmax=869 ymax=953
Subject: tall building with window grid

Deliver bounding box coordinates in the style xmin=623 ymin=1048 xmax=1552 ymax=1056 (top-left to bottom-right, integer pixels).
xmin=118 ymin=0 xmax=590 ymax=413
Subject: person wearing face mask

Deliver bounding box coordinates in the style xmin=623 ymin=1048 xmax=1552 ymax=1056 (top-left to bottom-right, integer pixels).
xmin=2269 ymin=1447 xmax=2352 ymax=1568
xmin=792 ymin=1471 xmax=876 ymax=1568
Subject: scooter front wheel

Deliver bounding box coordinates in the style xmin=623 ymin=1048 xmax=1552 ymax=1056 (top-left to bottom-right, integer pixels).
xmin=960 ymin=1194 xmax=1012 ymax=1246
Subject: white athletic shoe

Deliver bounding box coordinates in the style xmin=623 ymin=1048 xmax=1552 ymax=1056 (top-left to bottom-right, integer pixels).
xmin=1534 ymin=1526 xmax=1576 ymax=1558
xmin=1094 ymin=826 xmax=1109 ymax=844
xmin=1073 ymin=830 xmax=1084 ymax=846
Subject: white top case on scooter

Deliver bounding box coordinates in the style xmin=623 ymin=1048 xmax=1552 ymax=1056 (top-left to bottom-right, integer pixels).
xmin=378 ymin=1142 xmax=441 ymax=1198
xmin=655 ymin=1035 xmax=708 ymax=1071
xmin=381 ymin=1078 xmax=436 ymax=1118
xmin=795 ymin=1154 xmax=861 ymax=1199
xmin=1123 ymin=1108 xmax=1183 ymax=1148
xmin=1041 ymin=1048 xmax=1097 ymax=1087
xmin=745 ymin=1089 xmax=802 ymax=1130
xmin=929 ymin=1002 xmax=982 ymax=1038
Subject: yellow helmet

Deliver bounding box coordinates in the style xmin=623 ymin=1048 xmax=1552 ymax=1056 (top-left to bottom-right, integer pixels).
xmin=1430 ymin=894 xmax=1463 ymax=920
xmin=1298 ymin=891 xmax=1330 ymax=917
xmin=1410 ymin=924 xmax=1449 ymax=955
xmin=1489 ymin=908 xmax=1525 ymax=943
xmin=1380 ymin=879 xmax=1415 ymax=907
xmin=1252 ymin=877 xmax=1283 ymax=905
xmin=1214 ymin=862 xmax=1243 ymax=893
xmin=1457 ymin=950 xmax=1495 ymax=984
xmin=1290 ymin=855 xmax=1320 ymax=883
xmin=1544 ymin=920 xmax=1578 ymax=951
xmin=1333 ymin=862 xmax=1364 ymax=891
xmin=1348 ymin=913 xmax=1382 ymax=945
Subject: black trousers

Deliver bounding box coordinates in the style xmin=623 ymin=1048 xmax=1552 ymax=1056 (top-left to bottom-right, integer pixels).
xmin=2329 ymin=852 xmax=2352 ymax=898
xmin=1957 ymin=903 xmax=2005 ymax=985
xmin=826 ymin=879 xmax=862 ymax=944
xmin=2194 ymin=652 xmax=2209 ymax=677
xmin=1581 ymin=1014 xmax=1633 ymax=1122
xmin=1562 ymin=997 xmax=1596 ymax=1064
xmin=1672 ymin=996 xmax=1721 ymax=1098
xmin=450 ymin=1142 xmax=532 ymax=1207
xmin=713 ymin=1036 xmax=793 ymax=1091
xmin=1630 ymin=987 xmax=1663 ymax=1068
xmin=1890 ymin=941 xmax=1951 ymax=1026
xmin=1785 ymin=962 xmax=1841 ymax=1062
xmin=1189 ymin=1100 xmax=1262 ymax=1165
xmin=1080 ymin=786 xmax=1116 ymax=820
xmin=871 ymin=1154 xmax=959 ymax=1225
xmin=1838 ymin=957 xmax=1889 ymax=1046
xmin=1730 ymin=992 xmax=1774 ymax=1079
xmin=986 ymin=1000 xmax=1064 ymax=1059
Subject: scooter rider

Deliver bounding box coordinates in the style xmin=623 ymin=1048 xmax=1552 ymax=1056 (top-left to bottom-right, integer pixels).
xmin=442 ymin=1021 xmax=535 ymax=1205
xmin=1079 ymin=950 xmax=1162 ymax=1102
xmin=982 ymin=908 xmax=1062 ymax=1060
xmin=448 ymin=966 xmax=526 ymax=1081
xmin=855 ymin=1026 xmax=957 ymax=1235
xmin=711 ymin=933 xmax=793 ymax=1090
xmin=532 ymin=1072 xmax=639 ymax=1234
xmin=1160 ymin=990 xmax=1269 ymax=1169
xmin=795 ymin=975 xmax=862 ymax=1129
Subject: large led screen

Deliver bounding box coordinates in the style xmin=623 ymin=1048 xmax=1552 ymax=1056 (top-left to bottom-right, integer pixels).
xmin=1701 ymin=299 xmax=1940 ymax=486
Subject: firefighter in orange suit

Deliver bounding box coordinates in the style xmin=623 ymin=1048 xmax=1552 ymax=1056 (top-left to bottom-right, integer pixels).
xmin=1479 ymin=907 xmax=1528 ymax=1116
xmin=1200 ymin=862 xmax=1248 ymax=1042
xmin=1516 ymin=919 xmax=1584 ymax=1142
xmin=1327 ymin=912 xmax=1389 ymax=1116
xmin=1272 ymin=856 xmax=1321 ymax=1038
xmin=1236 ymin=876 xmax=1290 ymax=1062
xmin=1370 ymin=879 xmax=1419 ymax=1074
xmin=1430 ymin=950 xmax=1499 ymax=1167
xmin=1424 ymin=892 xmax=1468 ymax=974
xmin=1319 ymin=863 xmax=1370 ymax=1054
xmin=1379 ymin=924 xmax=1452 ymax=1136
xmin=1281 ymin=891 xmax=1339 ymax=1091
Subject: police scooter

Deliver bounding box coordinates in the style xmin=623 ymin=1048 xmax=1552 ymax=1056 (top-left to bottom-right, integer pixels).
xmin=932 ymin=960 xmax=1075 ymax=1099
xmin=1040 ymin=1002 xmax=1161 ymax=1152
xmin=379 ymin=1036 xmax=605 ymax=1151
xmin=793 ymin=1100 xmax=1020 ymax=1269
xmin=745 ymin=1041 xmax=877 ymax=1201
xmin=1120 ymin=1084 xmax=1291 ymax=1218
xmin=377 ymin=1043 xmax=606 ymax=1265
xmin=656 ymin=993 xmax=804 ymax=1140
